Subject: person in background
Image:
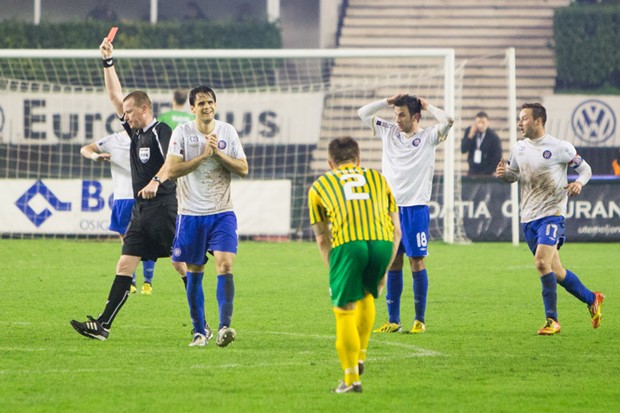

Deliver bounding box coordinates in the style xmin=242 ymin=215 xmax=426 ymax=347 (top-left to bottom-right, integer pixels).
xmin=460 ymin=111 xmax=502 ymax=176
xmin=158 ymin=89 xmax=194 ymax=131
xmin=81 ymin=132 xmax=157 ymax=295
xmin=308 ymin=137 xmax=401 ymax=393
xmin=496 ymin=102 xmax=604 ymax=335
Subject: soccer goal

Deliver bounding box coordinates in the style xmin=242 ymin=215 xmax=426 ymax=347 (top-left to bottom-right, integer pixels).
xmin=0 ymin=48 xmax=467 ymax=242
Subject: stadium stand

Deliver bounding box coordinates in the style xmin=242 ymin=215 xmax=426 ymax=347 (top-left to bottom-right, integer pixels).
xmin=316 ymin=0 xmax=571 ymax=171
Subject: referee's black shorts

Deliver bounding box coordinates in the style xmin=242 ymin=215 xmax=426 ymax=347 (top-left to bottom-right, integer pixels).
xmin=122 ymin=194 xmax=177 ymax=261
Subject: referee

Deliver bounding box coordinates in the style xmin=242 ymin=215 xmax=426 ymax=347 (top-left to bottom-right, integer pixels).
xmin=70 ymin=38 xmax=179 ymax=341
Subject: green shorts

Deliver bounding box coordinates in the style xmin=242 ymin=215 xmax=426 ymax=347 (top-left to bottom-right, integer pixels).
xmin=329 ymin=240 xmax=393 ymax=307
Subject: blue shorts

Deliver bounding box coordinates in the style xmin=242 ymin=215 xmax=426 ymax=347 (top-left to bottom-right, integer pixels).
xmin=171 ymin=211 xmax=238 ymax=265
xmin=522 ymin=216 xmax=566 ymax=255
xmin=109 ymin=199 xmax=135 ymax=235
xmin=397 ymin=205 xmax=429 ymax=258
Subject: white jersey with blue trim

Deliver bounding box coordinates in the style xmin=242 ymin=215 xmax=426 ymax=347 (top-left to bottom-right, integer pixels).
xmin=358 ymin=99 xmax=452 ymax=206
xmin=506 ymin=134 xmax=590 ymax=223
xmin=96 ymin=131 xmax=133 ymax=200
xmin=168 ymin=120 xmax=246 ymax=215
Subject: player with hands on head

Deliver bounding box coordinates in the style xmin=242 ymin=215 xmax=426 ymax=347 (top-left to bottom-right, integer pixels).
xmin=309 ymin=137 xmax=401 ymax=393
xmin=358 ymin=92 xmax=454 ymax=335
xmin=70 ymin=36 xmax=182 ymax=341
xmin=496 ymin=102 xmax=604 ymax=335
xmin=148 ymin=85 xmax=248 ymax=347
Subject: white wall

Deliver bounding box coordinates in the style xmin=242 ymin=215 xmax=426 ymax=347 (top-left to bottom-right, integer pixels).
xmin=320 ymin=0 xmax=343 ymax=48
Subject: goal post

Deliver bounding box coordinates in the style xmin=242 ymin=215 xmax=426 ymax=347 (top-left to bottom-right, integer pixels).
xmin=0 ymin=48 xmax=463 ymax=242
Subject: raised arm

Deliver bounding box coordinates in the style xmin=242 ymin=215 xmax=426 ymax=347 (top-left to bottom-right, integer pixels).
xmin=419 ymin=97 xmax=454 ymax=140
xmin=99 ymin=38 xmax=124 ymax=116
xmin=357 ymin=98 xmax=390 ymax=128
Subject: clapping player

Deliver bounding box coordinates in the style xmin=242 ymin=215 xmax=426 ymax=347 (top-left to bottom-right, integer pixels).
xmin=143 ymin=86 xmax=248 ymax=347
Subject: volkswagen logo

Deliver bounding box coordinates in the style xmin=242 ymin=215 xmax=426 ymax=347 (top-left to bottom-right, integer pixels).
xmin=571 ymin=99 xmax=616 ymax=145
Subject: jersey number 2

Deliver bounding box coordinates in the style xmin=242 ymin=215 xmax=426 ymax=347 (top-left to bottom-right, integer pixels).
xmin=340 ymin=174 xmax=370 ymax=201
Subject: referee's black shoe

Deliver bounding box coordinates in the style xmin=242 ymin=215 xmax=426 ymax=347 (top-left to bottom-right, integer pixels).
xmin=70 ymin=315 xmax=110 ymax=341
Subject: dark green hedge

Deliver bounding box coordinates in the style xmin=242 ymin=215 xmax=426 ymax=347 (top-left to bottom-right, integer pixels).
xmin=0 ymin=19 xmax=281 ymax=49
xmin=554 ymin=5 xmax=620 ymax=90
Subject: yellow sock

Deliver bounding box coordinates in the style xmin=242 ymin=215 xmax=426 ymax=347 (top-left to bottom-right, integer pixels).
xmin=355 ymin=293 xmax=375 ymax=364
xmin=333 ymin=307 xmax=360 ymax=385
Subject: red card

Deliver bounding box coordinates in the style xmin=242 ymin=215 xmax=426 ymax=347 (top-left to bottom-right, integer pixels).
xmin=107 ymin=27 xmax=118 ymax=43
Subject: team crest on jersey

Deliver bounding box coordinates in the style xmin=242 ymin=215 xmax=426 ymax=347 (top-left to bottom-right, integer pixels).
xmin=173 ymin=248 xmax=182 ymax=258
xmin=218 ymin=140 xmax=227 ymax=150
xmin=139 ymin=147 xmax=150 ymax=163
xmin=375 ymin=120 xmax=384 ymax=126
xmin=412 ymin=137 xmax=421 ymax=147
xmin=542 ymin=150 xmax=552 ymax=159
xmin=189 ymin=135 xmax=199 ymax=144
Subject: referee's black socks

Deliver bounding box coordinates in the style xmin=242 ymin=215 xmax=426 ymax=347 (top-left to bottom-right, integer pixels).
xmin=98 ymin=275 xmax=133 ymax=329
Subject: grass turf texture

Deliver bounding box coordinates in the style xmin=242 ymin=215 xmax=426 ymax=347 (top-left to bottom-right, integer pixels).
xmin=0 ymin=240 xmax=618 ymax=412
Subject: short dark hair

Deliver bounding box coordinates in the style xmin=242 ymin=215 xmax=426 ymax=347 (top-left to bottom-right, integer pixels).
xmin=173 ymin=89 xmax=188 ymax=106
xmin=124 ymin=91 xmax=152 ymax=111
xmin=394 ymin=94 xmax=422 ymax=116
xmin=189 ymin=86 xmax=217 ymax=106
xmin=475 ymin=111 xmax=488 ymax=119
xmin=328 ymin=137 xmax=360 ymax=165
xmin=522 ymin=103 xmax=547 ymax=126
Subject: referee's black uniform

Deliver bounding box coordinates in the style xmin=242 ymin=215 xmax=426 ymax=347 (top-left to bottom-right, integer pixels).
xmin=121 ymin=117 xmax=177 ymax=261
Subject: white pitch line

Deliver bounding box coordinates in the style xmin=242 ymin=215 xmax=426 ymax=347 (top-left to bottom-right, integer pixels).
xmin=0 ymin=321 xmax=32 ymax=326
xmin=0 ymin=330 xmax=443 ymax=376
xmin=257 ymin=330 xmax=443 ymax=357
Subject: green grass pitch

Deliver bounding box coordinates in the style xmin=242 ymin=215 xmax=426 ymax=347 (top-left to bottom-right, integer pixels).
xmin=0 ymin=240 xmax=618 ymax=412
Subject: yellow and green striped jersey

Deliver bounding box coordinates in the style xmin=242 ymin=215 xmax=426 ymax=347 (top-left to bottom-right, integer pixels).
xmin=308 ymin=163 xmax=397 ymax=248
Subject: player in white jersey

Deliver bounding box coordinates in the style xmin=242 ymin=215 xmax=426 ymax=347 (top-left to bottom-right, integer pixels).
xmin=80 ymin=131 xmax=158 ymax=295
xmin=146 ymin=85 xmax=248 ymax=347
xmin=497 ymin=102 xmax=604 ymax=335
xmin=358 ymin=94 xmax=453 ymax=334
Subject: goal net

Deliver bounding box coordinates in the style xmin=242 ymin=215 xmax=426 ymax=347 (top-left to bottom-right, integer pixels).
xmin=0 ymin=48 xmax=465 ymax=241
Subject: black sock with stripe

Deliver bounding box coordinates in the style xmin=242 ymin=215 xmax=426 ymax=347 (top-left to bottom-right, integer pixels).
xmin=97 ymin=275 xmax=132 ymax=329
